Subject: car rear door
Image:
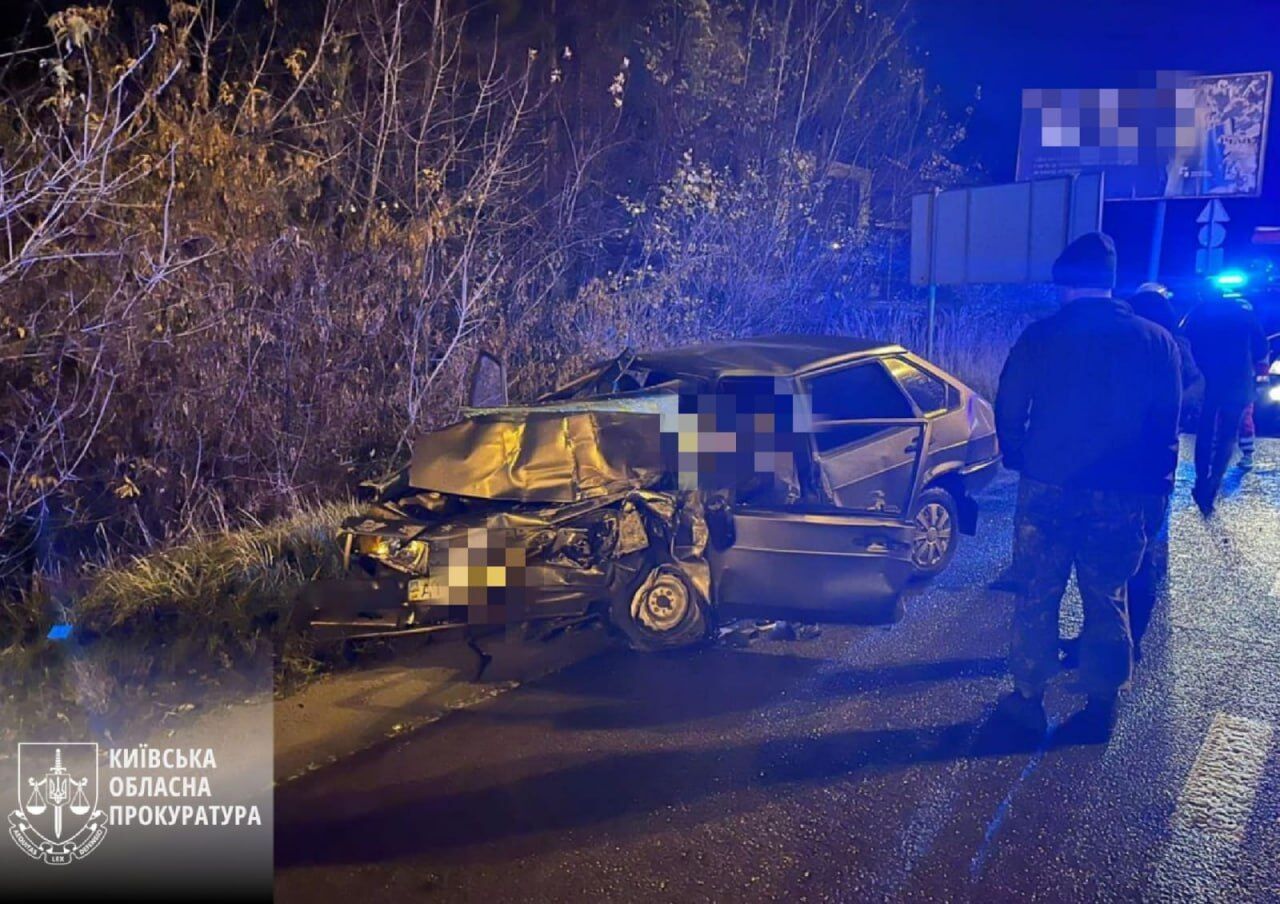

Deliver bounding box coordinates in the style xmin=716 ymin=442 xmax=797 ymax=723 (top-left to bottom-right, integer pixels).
xmin=800 ymin=360 xmax=929 ymax=516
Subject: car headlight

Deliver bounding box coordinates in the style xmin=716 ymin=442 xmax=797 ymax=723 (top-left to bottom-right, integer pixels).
xmin=1270 ymin=359 xmax=1280 ymax=376
xmin=355 ymin=534 xmax=430 ymax=572
xmin=1269 ymin=384 xmax=1280 ymax=403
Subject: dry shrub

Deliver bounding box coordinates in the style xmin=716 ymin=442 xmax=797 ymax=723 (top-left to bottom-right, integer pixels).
xmin=836 ymin=286 xmax=1057 ymax=399
xmin=1 ymin=1 xmax=559 ymax=577
xmin=1 ymin=0 xmax=973 ymax=602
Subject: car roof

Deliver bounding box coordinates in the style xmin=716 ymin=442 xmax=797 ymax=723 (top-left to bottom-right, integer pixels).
xmin=623 ymin=335 xmax=905 ymax=380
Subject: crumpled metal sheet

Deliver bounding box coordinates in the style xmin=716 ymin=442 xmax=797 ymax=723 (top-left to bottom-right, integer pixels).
xmin=630 ymin=489 xmax=712 ymax=605
xmin=409 ymin=410 xmax=667 ymax=503
xmin=615 ymin=502 xmax=650 ymax=556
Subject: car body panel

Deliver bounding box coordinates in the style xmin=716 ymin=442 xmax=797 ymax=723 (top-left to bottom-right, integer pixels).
xmin=708 ymin=507 xmax=915 ymax=621
xmin=811 ymin=420 xmax=928 ymax=515
xmin=408 ymin=406 xmax=668 ymax=504
xmin=887 ymin=353 xmax=999 ymax=495
xmin=543 ymin=336 xmax=905 ymax=397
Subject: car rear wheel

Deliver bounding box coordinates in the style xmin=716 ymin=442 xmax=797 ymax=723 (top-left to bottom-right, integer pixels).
xmin=611 ymin=564 xmax=709 ymax=652
xmin=910 ymin=486 xmax=958 ymax=580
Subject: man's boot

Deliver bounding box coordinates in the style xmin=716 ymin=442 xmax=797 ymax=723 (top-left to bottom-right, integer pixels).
xmin=1058 ymin=693 xmax=1119 ymax=745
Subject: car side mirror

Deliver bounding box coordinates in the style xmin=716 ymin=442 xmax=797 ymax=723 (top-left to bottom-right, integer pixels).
xmin=468 ymin=351 xmax=508 ymax=408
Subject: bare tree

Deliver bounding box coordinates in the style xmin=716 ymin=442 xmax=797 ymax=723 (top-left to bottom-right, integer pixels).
xmin=0 ymin=9 xmax=190 ymax=577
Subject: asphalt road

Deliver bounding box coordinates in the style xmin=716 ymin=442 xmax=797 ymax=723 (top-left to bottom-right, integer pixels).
xmin=275 ymin=440 xmax=1280 ymax=902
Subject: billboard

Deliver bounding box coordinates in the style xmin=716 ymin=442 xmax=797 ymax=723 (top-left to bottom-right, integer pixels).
xmin=910 ymin=173 xmax=1105 ymax=286
xmin=1017 ymin=71 xmax=1273 ymax=201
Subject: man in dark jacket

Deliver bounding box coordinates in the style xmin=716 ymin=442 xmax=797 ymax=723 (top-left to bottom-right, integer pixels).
xmin=994 ymin=232 xmax=1181 ymax=740
xmin=1123 ymin=283 xmax=1197 ymax=660
xmin=1183 ymin=293 xmax=1268 ymax=513
xmin=1129 ymin=282 xmax=1203 ymax=399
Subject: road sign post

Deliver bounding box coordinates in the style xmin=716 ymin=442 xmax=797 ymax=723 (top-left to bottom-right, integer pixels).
xmin=926 ymin=188 xmax=939 ymax=358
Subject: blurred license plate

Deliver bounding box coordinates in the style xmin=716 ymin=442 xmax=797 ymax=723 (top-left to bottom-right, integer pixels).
xmin=407 ymin=578 xmax=445 ymax=604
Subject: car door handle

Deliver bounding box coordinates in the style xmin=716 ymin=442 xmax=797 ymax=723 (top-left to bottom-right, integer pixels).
xmin=904 ymin=439 xmax=921 ymax=454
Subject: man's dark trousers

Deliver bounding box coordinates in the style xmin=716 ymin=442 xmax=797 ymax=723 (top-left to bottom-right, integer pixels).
xmin=1009 ymin=478 xmax=1150 ymax=698
xmin=1195 ymin=395 xmax=1247 ymax=495
xmin=1127 ymin=493 xmax=1171 ymax=657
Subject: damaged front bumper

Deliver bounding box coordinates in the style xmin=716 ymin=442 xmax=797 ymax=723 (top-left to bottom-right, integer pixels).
xmin=299 ymin=539 xmax=623 ymax=642
xmin=299 ymin=575 xmax=425 ymax=642
xmin=298 ymin=491 xmax=668 ymax=642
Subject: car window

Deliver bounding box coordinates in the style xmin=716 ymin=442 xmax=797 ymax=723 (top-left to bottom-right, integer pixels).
xmin=883 ymin=357 xmax=953 ymax=415
xmin=712 ymin=375 xmax=802 ymax=501
xmin=543 ymin=366 xmax=682 ymax=401
xmin=804 ymin=362 xmax=913 ymax=453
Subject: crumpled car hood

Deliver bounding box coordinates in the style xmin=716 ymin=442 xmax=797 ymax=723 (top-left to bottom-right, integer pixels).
xmin=408 ymin=403 xmax=670 ymax=504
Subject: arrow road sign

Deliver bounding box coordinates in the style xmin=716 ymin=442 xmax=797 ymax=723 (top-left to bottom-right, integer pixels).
xmin=1197 ymin=199 xmax=1230 ymax=224
xmin=1196 ymin=199 xmax=1229 ymax=273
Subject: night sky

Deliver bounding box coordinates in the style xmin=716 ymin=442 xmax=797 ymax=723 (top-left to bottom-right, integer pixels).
xmin=4 ymin=0 xmax=1278 ymax=287
xmin=915 ymin=0 xmax=1279 ymax=176
xmin=912 ymin=0 xmax=1280 ymax=288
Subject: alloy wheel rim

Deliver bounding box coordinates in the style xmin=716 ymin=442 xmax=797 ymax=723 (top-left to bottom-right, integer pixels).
xmin=912 ymin=502 xmax=953 ymax=568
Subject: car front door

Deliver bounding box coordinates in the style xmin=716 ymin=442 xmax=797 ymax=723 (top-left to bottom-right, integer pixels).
xmin=704 ymin=361 xmax=930 ymax=623
xmin=707 ymin=503 xmax=918 ymax=623
xmin=801 ymin=360 xmax=928 ymax=516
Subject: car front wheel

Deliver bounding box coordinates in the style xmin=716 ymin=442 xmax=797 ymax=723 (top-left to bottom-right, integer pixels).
xmin=611 ymin=564 xmax=710 ymax=652
xmin=910 ymin=486 xmax=959 ymax=579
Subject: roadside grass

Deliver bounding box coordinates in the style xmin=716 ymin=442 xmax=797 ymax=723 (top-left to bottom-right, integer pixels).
xmin=75 ymin=500 xmax=358 ymax=674
xmin=840 ymin=296 xmax=1050 ymax=400
xmin=0 ymin=501 xmax=357 ymax=745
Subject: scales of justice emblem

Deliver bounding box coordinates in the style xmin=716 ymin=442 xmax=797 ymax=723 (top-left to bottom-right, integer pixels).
xmin=9 ymin=743 xmax=108 ymax=865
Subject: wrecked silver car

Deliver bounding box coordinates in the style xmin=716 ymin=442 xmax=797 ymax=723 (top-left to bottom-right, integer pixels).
xmin=301 ymin=337 xmax=999 ymax=651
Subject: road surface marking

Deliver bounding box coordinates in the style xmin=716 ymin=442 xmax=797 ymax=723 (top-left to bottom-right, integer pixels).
xmin=1150 ymin=712 xmax=1273 ymax=899
xmin=1270 ymin=567 xmax=1280 ymax=599
xmin=1175 ymin=713 xmax=1272 ymax=842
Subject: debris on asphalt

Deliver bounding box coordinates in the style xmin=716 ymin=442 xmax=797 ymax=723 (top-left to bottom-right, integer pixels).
xmin=717 ymin=618 xmax=820 ymax=646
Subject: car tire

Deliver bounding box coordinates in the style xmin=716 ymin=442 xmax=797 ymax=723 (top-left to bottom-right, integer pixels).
xmin=610 ymin=563 xmax=710 ymax=652
xmin=909 ymin=486 xmax=959 ymax=580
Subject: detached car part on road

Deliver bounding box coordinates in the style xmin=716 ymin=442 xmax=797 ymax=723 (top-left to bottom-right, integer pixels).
xmin=300 ymin=337 xmax=1000 ymax=651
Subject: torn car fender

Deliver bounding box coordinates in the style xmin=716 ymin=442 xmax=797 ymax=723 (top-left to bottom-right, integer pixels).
xmin=627 ymin=489 xmax=712 ymax=606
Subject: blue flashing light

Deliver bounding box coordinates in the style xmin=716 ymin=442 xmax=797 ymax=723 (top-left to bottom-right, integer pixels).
xmin=1212 ymin=270 xmax=1249 ymax=290
xmin=47 ymin=624 xmax=73 ymax=641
